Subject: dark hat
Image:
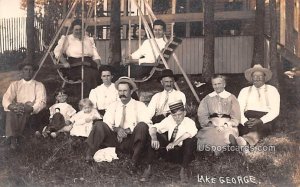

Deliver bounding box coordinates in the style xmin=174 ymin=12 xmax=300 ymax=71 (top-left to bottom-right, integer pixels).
xmin=158 ymin=69 xmax=178 ymax=81
xmin=169 ymin=100 xmax=184 ymax=114
xmin=115 ymin=76 xmax=138 ymax=91
xmin=18 ymin=60 xmax=39 ymax=71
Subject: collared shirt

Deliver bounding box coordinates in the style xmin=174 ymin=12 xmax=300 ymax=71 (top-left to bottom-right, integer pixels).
xmin=89 ymin=83 xmax=119 ymax=110
xmin=54 ymin=34 xmax=101 ymax=60
xmin=103 ymin=98 xmax=152 ymax=132
xmin=131 ymin=38 xmax=166 ymax=64
xmin=238 ymin=84 xmax=280 ymax=124
xmin=151 ymin=115 xmax=197 ymax=146
xmin=2 ymin=79 xmax=47 ymax=114
xmin=147 ymin=89 xmax=186 ymax=118
xmin=49 ymin=102 xmax=76 ymax=121
xmin=197 ymin=90 xmax=241 ymax=127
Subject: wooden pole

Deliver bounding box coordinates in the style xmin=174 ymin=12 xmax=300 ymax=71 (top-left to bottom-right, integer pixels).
xmin=81 ymin=0 xmax=85 ymax=99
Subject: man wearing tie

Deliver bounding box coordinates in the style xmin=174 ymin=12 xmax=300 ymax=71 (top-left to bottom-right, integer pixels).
xmin=147 ymin=69 xmax=186 ymax=123
xmin=230 ymin=64 xmax=280 ymax=149
xmin=140 ymin=100 xmax=198 ymax=182
xmin=85 ymin=77 xmax=152 ymax=172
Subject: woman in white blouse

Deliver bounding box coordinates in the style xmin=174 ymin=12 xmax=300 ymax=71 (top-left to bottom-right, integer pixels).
xmin=89 ymin=65 xmax=118 ymax=117
xmin=54 ymin=19 xmax=101 ymax=98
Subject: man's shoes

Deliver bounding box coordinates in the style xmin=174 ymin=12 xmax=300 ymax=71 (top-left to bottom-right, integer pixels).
xmin=10 ymin=137 xmax=19 ymax=150
xmin=129 ymin=162 xmax=138 ymax=175
xmin=85 ymin=148 xmax=94 ymax=162
xmin=140 ymin=165 xmax=151 ymax=182
xmin=180 ymin=167 xmax=188 ymax=183
xmin=0 ymin=137 xmax=11 ymax=147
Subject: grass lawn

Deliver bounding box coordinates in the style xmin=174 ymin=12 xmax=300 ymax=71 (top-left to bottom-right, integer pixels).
xmin=0 ymin=62 xmax=299 ymax=186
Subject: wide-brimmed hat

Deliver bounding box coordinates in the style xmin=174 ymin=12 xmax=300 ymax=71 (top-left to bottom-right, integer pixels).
xmin=158 ymin=69 xmax=178 ymax=81
xmin=115 ymin=76 xmax=137 ymax=91
xmin=18 ymin=61 xmax=39 ymax=71
xmin=244 ymin=64 xmax=272 ymax=82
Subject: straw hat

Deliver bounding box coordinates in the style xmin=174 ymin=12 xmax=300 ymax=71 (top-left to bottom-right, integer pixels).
xmin=115 ymin=76 xmax=137 ymax=91
xmin=244 ymin=64 xmax=272 ymax=82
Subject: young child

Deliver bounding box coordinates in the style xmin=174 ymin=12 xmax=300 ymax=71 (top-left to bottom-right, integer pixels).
xmin=68 ymin=98 xmax=101 ymax=137
xmin=36 ymin=89 xmax=76 ymax=138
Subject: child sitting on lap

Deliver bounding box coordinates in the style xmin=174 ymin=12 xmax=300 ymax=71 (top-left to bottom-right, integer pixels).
xmin=68 ymin=98 xmax=101 ymax=137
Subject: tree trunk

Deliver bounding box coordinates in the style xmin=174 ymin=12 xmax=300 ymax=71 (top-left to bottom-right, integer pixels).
xmin=252 ymin=0 xmax=265 ymax=66
xmin=26 ymin=0 xmax=35 ymax=62
xmin=108 ymin=0 xmax=121 ymax=67
xmin=269 ymin=0 xmax=280 ymax=89
xmin=202 ymin=0 xmax=215 ymax=82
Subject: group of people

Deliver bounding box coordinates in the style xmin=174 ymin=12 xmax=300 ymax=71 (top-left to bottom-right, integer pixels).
xmin=2 ymin=62 xmax=280 ymax=182
xmin=1 ymin=18 xmax=281 ymax=183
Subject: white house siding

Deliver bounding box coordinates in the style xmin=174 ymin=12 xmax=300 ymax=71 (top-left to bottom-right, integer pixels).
xmin=95 ymin=36 xmax=254 ymax=74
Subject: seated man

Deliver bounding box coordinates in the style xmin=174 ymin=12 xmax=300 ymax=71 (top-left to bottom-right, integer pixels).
xmin=141 ymin=100 xmax=198 ymax=182
xmin=85 ymin=77 xmax=152 ymax=173
xmin=124 ymin=19 xmax=167 ymax=78
xmin=2 ymin=59 xmax=47 ymax=149
xmin=230 ymin=64 xmax=280 ymax=150
xmin=147 ymin=69 xmax=186 ymax=123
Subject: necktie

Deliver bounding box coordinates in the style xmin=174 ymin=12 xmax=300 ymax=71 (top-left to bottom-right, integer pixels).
xmin=159 ymin=92 xmax=169 ymax=115
xmin=170 ymin=124 xmax=179 ymax=142
xmin=119 ymin=105 xmax=126 ymax=128
xmin=257 ymin=88 xmax=262 ymax=105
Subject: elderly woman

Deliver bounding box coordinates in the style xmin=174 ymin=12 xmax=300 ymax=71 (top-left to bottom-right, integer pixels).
xmin=196 ymin=75 xmax=241 ymax=156
xmin=54 ymin=19 xmax=101 ymax=98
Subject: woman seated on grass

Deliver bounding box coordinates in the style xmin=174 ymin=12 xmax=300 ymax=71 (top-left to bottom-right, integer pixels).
xmin=196 ymin=75 xmax=241 ymax=156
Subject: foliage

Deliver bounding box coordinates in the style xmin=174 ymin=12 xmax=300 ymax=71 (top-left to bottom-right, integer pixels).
xmin=0 ymin=49 xmax=27 ymax=71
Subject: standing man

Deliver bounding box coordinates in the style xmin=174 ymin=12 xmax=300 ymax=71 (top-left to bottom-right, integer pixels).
xmin=147 ymin=69 xmax=186 ymax=123
xmin=2 ymin=59 xmax=47 ymax=149
xmin=86 ymin=77 xmax=152 ymax=172
xmin=230 ymin=64 xmax=280 ymax=149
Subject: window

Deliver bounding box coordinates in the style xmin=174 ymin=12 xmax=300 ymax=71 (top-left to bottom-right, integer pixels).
xmin=152 ymin=0 xmax=171 ymax=14
xmin=215 ymin=20 xmax=242 ymax=36
xmin=224 ymin=0 xmax=243 ymax=11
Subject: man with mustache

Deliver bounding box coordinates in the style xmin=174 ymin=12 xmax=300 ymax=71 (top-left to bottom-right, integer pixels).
xmin=147 ymin=69 xmax=186 ymax=123
xmin=85 ymin=77 xmax=152 ymax=173
xmin=229 ymin=64 xmax=280 ymax=151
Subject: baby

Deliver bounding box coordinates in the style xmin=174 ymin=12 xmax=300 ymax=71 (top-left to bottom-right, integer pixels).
xmin=68 ymin=98 xmax=101 ymax=137
xmin=36 ymin=89 xmax=76 ymax=138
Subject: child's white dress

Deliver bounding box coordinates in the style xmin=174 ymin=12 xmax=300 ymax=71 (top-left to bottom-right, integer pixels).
xmin=69 ymin=109 xmax=101 ymax=137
